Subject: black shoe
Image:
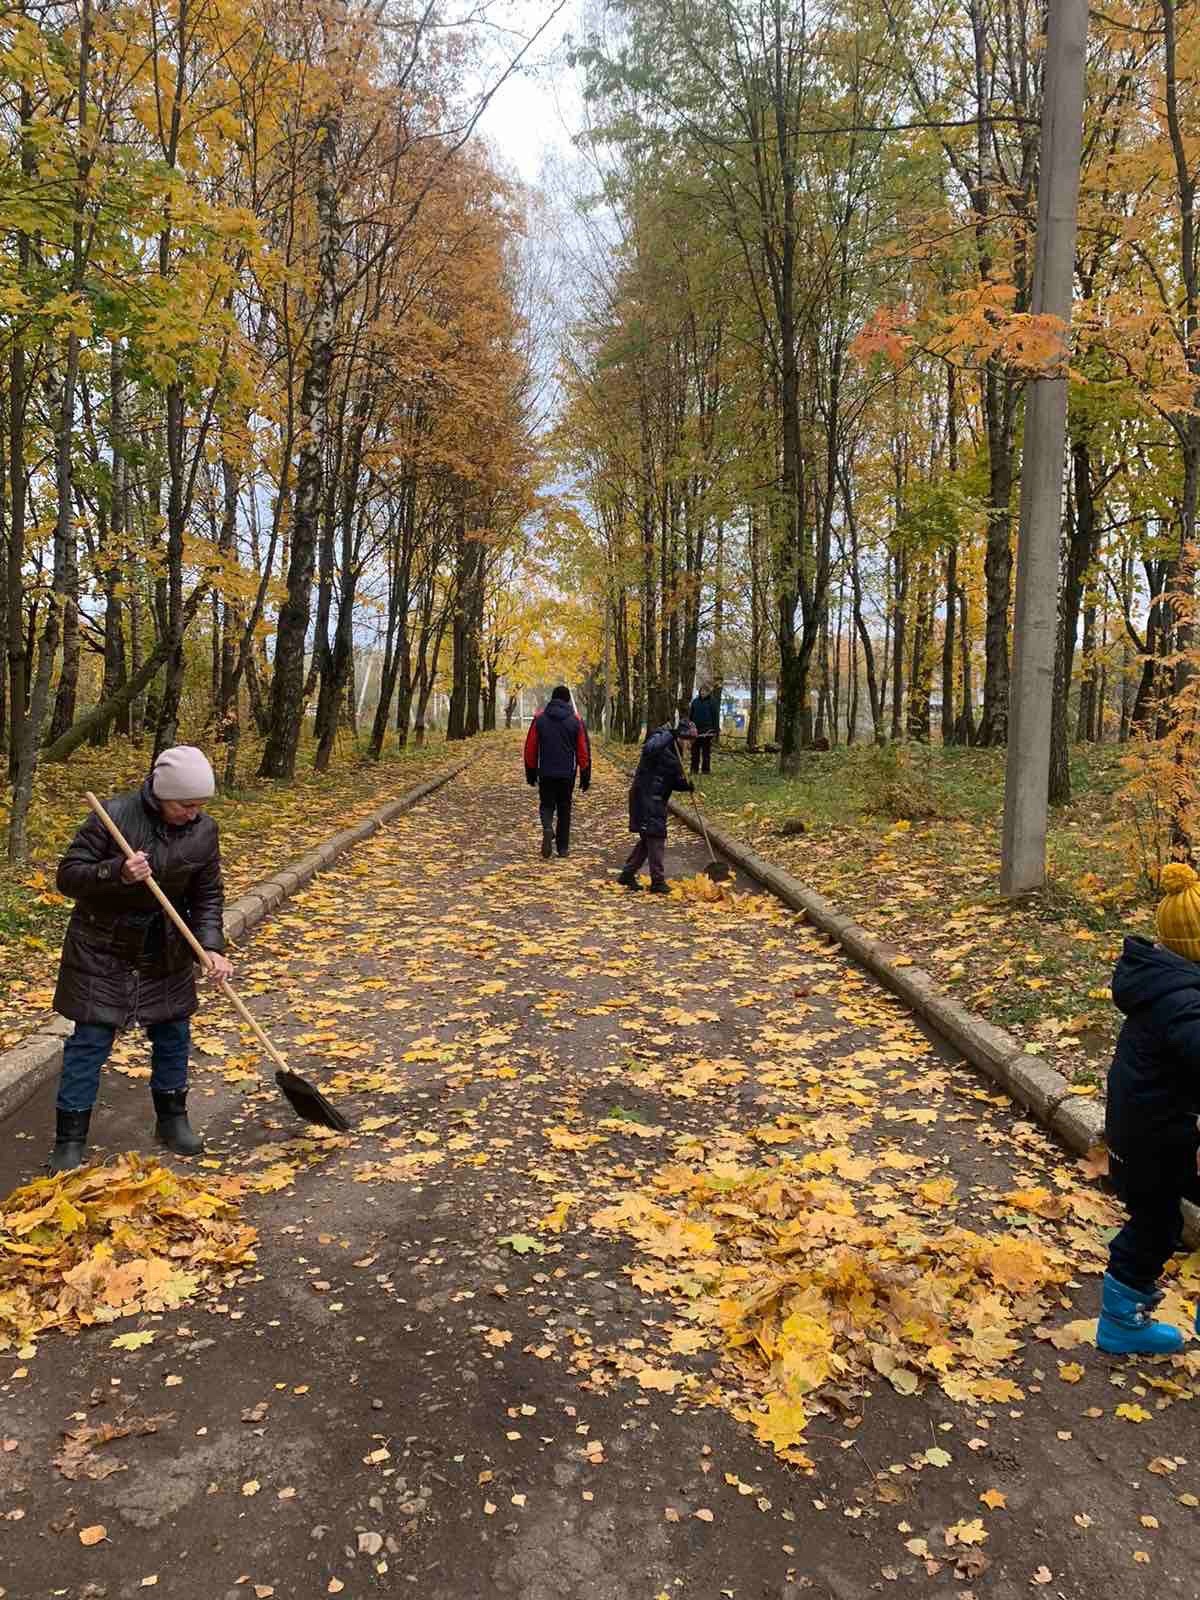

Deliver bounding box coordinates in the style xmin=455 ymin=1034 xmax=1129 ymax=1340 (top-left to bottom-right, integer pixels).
xmin=617 ymin=870 xmax=642 ymax=890
xmin=649 ymin=880 xmax=670 ymax=895
xmin=541 ymin=828 xmax=554 ymax=859
xmin=557 ymin=848 xmax=569 ymax=858
xmin=153 ymin=1090 xmax=204 ymax=1156
xmin=48 ymin=1108 xmax=91 ymax=1174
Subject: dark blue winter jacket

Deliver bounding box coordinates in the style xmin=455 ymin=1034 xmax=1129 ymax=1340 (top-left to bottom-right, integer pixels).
xmin=524 ymin=699 xmax=591 ymax=786
xmin=628 ymin=727 xmax=691 ymax=838
xmin=1106 ymin=935 xmax=1200 ymax=1160
xmin=689 ymin=692 xmax=719 ymax=735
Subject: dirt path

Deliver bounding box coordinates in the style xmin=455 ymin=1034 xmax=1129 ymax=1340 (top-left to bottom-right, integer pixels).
xmin=2 ymin=746 xmax=1198 ymax=1600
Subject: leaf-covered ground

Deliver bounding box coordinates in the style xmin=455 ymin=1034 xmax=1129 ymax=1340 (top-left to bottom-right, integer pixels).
xmin=0 ymin=733 xmax=455 ymax=1051
xmin=694 ymin=741 xmax=1146 ymax=1093
xmin=0 ymin=742 xmax=1196 ymax=1599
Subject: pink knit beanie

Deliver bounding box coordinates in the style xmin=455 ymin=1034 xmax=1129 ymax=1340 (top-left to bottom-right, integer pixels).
xmin=152 ymin=745 xmax=216 ymax=802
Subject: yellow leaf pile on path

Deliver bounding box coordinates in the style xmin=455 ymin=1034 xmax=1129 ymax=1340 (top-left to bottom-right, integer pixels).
xmin=0 ymin=1155 xmax=256 ymax=1350
xmin=596 ymin=1154 xmax=1076 ymax=1463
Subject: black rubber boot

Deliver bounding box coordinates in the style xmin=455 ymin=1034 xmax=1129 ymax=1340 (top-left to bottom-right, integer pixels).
xmin=617 ymin=870 xmax=642 ymax=890
xmin=649 ymin=880 xmax=670 ymax=895
xmin=541 ymin=826 xmax=554 ymax=859
xmin=49 ymin=1108 xmax=91 ymax=1174
xmin=153 ymin=1090 xmax=204 ymax=1156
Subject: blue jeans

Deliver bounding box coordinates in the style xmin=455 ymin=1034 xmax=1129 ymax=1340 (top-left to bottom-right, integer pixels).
xmin=57 ymin=1020 xmax=191 ymax=1113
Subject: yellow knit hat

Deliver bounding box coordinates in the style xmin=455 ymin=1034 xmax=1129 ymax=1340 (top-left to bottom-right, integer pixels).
xmin=1156 ymin=862 xmax=1200 ymax=960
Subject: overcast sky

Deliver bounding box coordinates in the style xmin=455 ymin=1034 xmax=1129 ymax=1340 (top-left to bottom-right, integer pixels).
xmin=473 ymin=0 xmax=584 ymax=185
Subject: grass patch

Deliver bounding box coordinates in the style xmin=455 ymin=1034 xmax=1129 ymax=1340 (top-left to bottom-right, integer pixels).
xmin=605 ymin=1104 xmax=653 ymax=1125
xmin=683 ymin=739 xmax=1142 ymax=1089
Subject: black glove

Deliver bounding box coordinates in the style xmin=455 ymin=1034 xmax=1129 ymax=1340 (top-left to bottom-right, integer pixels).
xmin=579 ymin=771 xmax=591 ymax=793
xmin=526 ymin=771 xmax=538 ymax=787
xmin=685 ymin=781 xmax=695 ymax=793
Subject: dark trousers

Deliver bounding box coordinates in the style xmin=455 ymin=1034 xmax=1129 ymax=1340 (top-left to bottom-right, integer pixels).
xmin=690 ymin=736 xmax=713 ymax=775
xmin=538 ymin=776 xmax=573 ymax=854
xmin=57 ymin=1019 xmax=191 ymax=1113
xmin=623 ymin=832 xmax=666 ymax=884
xmin=1108 ymin=1147 xmax=1200 ymax=1291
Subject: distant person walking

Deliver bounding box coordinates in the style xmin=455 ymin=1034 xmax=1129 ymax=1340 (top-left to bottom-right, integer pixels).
xmin=618 ymin=719 xmax=696 ymax=894
xmin=524 ymin=686 xmax=591 ymax=859
xmin=48 ymin=745 xmax=233 ymax=1172
xmin=688 ymin=685 xmax=720 ymax=775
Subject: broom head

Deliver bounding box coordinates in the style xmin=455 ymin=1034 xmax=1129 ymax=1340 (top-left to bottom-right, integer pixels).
xmin=703 ymin=860 xmax=732 ymax=883
xmin=275 ymin=1069 xmax=351 ymax=1132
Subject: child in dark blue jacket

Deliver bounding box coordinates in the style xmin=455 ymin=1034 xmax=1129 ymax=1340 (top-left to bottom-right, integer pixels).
xmin=1099 ymin=861 xmax=1200 ymax=1354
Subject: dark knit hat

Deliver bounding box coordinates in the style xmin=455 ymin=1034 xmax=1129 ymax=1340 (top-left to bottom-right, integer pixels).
xmin=551 ymin=685 xmax=571 ymax=702
xmin=673 ymin=718 xmax=698 ymax=739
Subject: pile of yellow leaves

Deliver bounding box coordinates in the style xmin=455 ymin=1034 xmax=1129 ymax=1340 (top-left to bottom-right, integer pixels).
xmin=0 ymin=1155 xmax=257 ymax=1350
xmin=593 ymin=1156 xmax=1079 ymax=1467
xmin=671 ymin=873 xmax=735 ymax=905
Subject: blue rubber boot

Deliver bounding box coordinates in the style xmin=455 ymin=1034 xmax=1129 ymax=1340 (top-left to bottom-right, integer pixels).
xmin=1097 ymin=1272 xmax=1184 ymax=1355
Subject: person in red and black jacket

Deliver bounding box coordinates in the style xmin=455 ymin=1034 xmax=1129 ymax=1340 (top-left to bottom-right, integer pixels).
xmin=524 ymin=686 xmax=592 ymax=859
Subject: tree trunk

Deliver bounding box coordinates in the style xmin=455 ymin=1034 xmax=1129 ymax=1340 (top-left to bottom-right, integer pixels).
xmin=979 ymin=366 xmax=1016 ymax=745
xmin=891 ymin=548 xmax=907 ymax=742
xmin=9 ymin=10 xmax=91 ymax=860
xmin=1050 ymin=434 xmax=1096 ymax=802
xmin=48 ymin=529 xmax=80 ymax=743
xmin=259 ymin=108 xmax=340 ymax=779
xmin=6 ymin=85 xmax=32 ymax=787
xmin=91 ymin=341 xmax=130 ymax=747
xmin=955 ymin=586 xmax=977 ymax=745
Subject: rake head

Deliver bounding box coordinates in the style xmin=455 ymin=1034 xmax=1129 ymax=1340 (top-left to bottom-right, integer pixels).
xmin=274 ymin=1069 xmax=351 ymax=1132
xmin=703 ymin=860 xmax=732 ymax=883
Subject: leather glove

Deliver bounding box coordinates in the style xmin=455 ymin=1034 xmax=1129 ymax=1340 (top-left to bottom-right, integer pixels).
xmin=580 ymin=772 xmax=591 ymax=793
xmin=526 ymin=772 xmax=538 ymax=787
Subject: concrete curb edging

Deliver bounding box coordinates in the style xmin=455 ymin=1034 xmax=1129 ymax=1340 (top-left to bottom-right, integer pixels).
xmin=668 ymin=798 xmax=1108 ymax=1158
xmin=0 ymin=757 xmax=472 ymax=1125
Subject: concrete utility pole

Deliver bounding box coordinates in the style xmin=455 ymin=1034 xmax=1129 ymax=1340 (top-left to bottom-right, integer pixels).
xmin=999 ymin=0 xmax=1088 ymax=896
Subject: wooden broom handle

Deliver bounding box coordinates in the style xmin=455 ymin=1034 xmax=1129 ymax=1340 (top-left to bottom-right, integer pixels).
xmin=672 ymin=740 xmax=715 ymax=852
xmin=83 ymin=791 xmax=291 ymax=1073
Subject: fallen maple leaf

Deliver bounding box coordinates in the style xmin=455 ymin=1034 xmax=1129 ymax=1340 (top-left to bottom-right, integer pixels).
xmin=637 ymin=1366 xmax=685 ymax=1392
xmin=497 ymin=1233 xmax=544 ymax=1255
xmin=1115 ymin=1404 xmax=1152 ymax=1423
xmin=110 ymin=1331 xmax=156 ymax=1351
xmin=945 ymin=1518 xmax=987 ymax=1547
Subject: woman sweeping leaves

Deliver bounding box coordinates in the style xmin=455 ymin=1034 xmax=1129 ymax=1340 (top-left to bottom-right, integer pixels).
xmin=48 ymin=746 xmax=234 ymax=1172
xmin=617 ymin=719 xmax=696 ymax=894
